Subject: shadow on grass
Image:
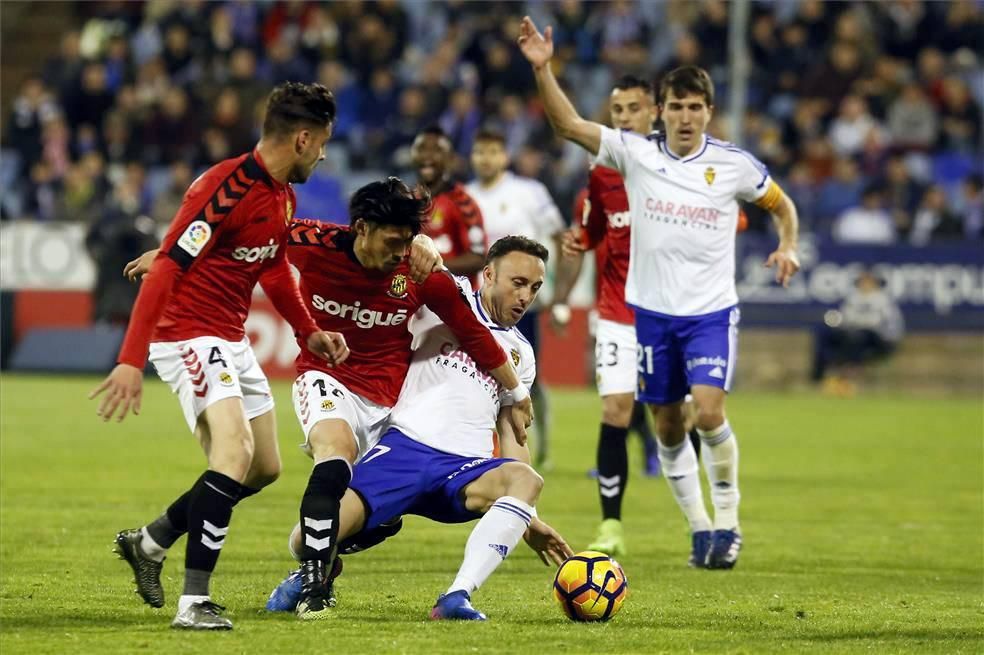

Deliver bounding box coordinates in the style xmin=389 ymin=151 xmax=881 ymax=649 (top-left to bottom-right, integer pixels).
xmin=795 ymin=628 xmax=983 ymax=643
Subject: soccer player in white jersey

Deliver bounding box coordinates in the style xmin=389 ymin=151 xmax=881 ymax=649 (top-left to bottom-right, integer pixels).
xmin=519 ymin=17 xmax=801 ymax=569
xmin=467 ymin=129 xmax=566 ymax=470
xmin=266 ymin=236 xmax=573 ymax=620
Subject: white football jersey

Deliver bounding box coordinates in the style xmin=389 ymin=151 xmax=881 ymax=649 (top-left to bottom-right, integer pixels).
xmin=466 ymin=172 xmax=565 ymax=247
xmin=595 ymin=126 xmax=772 ymax=316
xmin=388 ymin=276 xmax=536 ymax=459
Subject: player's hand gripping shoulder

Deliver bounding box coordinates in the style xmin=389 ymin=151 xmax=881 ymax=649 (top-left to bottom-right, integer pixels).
xmin=408 ymin=234 xmax=444 ymax=284
xmin=124 ymin=249 xmax=160 ymax=281
xmin=306 ymin=331 xmax=350 ymax=367
xmin=560 ymin=227 xmax=587 ymax=258
xmin=89 ymin=363 xmax=143 ymax=422
xmin=524 ymin=517 xmax=574 ymax=566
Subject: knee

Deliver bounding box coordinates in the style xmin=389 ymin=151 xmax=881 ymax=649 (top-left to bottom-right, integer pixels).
xmin=309 ymin=423 xmax=359 ymax=463
xmin=210 ymin=427 xmax=255 ymax=480
xmin=656 ymin=410 xmax=686 ymax=443
xmin=694 ymin=405 xmax=725 ymax=432
xmin=245 ymin=458 xmax=281 ymax=490
xmin=506 ymin=463 xmax=544 ymax=504
xmin=601 ymin=396 xmax=633 ymax=428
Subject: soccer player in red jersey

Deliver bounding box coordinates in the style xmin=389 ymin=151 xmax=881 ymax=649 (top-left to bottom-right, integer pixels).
xmin=89 ymin=82 xmax=349 ymax=630
xmin=284 ymin=177 xmax=533 ymax=620
xmin=411 ymin=126 xmax=487 ymax=282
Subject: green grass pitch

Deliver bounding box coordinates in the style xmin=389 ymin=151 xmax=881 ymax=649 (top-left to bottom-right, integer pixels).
xmin=1 ymin=374 xmax=981 ymax=653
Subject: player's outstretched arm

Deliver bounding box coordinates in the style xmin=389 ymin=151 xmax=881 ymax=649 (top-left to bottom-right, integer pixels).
xmin=523 ymin=517 xmax=574 ymax=566
xmin=517 ymin=16 xmax=601 ymax=155
xmin=761 ymin=188 xmax=801 ymax=287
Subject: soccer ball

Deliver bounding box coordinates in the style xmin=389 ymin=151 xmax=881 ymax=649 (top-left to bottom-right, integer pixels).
xmin=553 ymin=550 xmax=628 ymax=621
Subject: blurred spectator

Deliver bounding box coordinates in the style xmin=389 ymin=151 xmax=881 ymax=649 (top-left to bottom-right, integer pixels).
xmin=887 ymin=83 xmax=939 ymax=151
xmin=150 ymin=160 xmax=194 ymax=229
xmin=832 ymin=185 xmax=896 ymax=244
xmin=828 ymin=94 xmax=885 ymax=158
xmin=316 ymin=61 xmax=362 ymax=143
xmin=956 ymin=174 xmax=983 ymax=239
xmin=6 ymin=76 xmax=60 ymax=181
xmin=812 ymin=270 xmax=904 ymax=393
xmin=439 ymin=87 xmax=481 ymax=158
xmin=909 ymin=185 xmax=962 ymax=245
xmin=880 ymin=155 xmax=926 ymax=236
xmin=227 ymin=48 xmax=269 ymax=112
xmin=210 ymin=87 xmax=255 ymax=155
xmin=62 ymin=62 xmax=115 ymax=135
xmin=142 ymin=86 xmax=200 ymax=166
xmin=937 ymin=77 xmax=982 ymax=153
xmin=799 ymin=41 xmax=864 ymax=114
xmin=816 ymin=157 xmax=864 ymax=223
xmin=42 ymin=31 xmax=84 ymax=99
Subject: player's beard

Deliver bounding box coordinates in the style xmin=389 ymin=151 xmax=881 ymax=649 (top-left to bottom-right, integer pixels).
xmin=288 ymin=161 xmax=314 ymax=184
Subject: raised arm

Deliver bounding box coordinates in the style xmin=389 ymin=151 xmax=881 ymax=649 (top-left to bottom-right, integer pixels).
xmin=517 ymin=16 xmax=602 ymax=155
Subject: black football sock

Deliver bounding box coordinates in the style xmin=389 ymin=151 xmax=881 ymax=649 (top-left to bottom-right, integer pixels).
xmin=597 ymin=423 xmax=629 ymax=521
xmin=299 ymin=459 xmax=352 ymax=565
xmin=183 ymin=470 xmax=241 ymax=596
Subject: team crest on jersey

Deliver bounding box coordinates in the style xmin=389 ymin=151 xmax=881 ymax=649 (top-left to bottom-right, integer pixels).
xmin=388 ymin=274 xmax=409 ymax=299
xmin=638 ymin=377 xmax=646 ymax=392
xmin=431 ymin=209 xmax=444 ymax=228
xmin=510 ymin=349 xmax=521 ymax=367
xmin=704 ymin=166 xmax=716 ymax=186
xmin=321 ymin=399 xmax=335 ymax=411
xmin=285 ymin=197 xmax=294 ymax=224
xmin=218 ymin=372 xmax=234 ymax=386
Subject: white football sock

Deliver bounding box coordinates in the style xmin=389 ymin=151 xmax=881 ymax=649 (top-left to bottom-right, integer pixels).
xmin=447 ymin=496 xmax=535 ymax=596
xmin=697 ymin=421 xmax=740 ymax=531
xmin=139 ymin=526 xmax=167 ymax=562
xmin=657 ymin=438 xmax=712 ymax=533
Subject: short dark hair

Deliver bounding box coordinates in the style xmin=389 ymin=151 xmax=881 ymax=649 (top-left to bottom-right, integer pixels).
xmin=474 ymin=128 xmax=506 ymax=147
xmin=657 ymin=66 xmax=714 ymax=106
xmin=613 ymin=74 xmax=654 ymax=98
xmin=349 ymin=176 xmax=430 ymax=236
xmin=486 ymin=235 xmax=549 ymax=266
xmin=262 ymin=82 xmax=336 ymax=138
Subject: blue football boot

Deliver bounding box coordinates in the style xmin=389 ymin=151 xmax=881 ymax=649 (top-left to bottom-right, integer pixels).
xmin=266 ymin=557 xmax=343 ymax=612
xmin=706 ymin=529 xmax=742 ymax=569
xmin=689 ymin=530 xmax=712 ymax=568
xmin=429 ymin=590 xmax=487 ymax=621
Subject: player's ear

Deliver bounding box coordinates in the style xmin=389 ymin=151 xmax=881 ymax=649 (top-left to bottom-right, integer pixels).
xmin=482 ymin=263 xmax=494 ymax=286
xmin=295 ymin=129 xmax=310 ymax=154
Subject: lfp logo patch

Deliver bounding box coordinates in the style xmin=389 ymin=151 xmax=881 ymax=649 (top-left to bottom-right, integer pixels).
xmin=177 ymin=221 xmax=212 ymax=257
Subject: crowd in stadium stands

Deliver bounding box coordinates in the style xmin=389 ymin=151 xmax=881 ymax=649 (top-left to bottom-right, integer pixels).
xmin=3 ymin=0 xmax=982 ymax=245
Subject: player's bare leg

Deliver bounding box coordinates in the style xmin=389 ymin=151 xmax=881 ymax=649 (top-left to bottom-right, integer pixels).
xmin=295 ymin=419 xmax=358 ymax=620
xmin=649 ymin=400 xmax=714 ymax=567
xmin=430 ymin=462 xmax=543 ymax=621
xmin=588 ymin=391 xmax=633 ymax=556
xmin=690 ymin=384 xmax=742 ymax=569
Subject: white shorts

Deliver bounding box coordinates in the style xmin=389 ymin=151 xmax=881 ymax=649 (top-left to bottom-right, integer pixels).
xmin=594 ymin=319 xmax=638 ymax=397
xmin=149 ymin=336 xmax=273 ymax=432
xmin=292 ymin=371 xmax=391 ymax=458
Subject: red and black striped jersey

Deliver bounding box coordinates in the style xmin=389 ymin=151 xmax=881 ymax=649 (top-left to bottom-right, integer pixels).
xmin=152 ymin=150 xmax=298 ymax=343
xmin=423 ymin=182 xmax=486 ymax=281
xmin=286 ymin=220 xmax=506 ymax=408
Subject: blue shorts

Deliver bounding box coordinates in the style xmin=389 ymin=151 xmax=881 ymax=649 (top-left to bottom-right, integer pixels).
xmin=633 ymin=305 xmax=740 ymax=405
xmin=349 ymin=428 xmax=515 ymax=531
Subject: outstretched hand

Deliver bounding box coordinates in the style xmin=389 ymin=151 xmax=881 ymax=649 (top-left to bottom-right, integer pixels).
xmin=517 ymin=16 xmax=553 ymax=69
xmin=764 ymin=246 xmax=800 ymax=287
xmin=89 ymin=363 xmax=143 ymax=422
xmin=524 ymin=517 xmax=574 ymax=566
xmin=124 ymin=249 xmax=160 ymax=282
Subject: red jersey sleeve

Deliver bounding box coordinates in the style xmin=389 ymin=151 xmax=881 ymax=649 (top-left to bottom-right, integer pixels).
xmin=116 ymin=160 xmax=251 ymax=368
xmin=258 ymin=247 xmax=319 ymax=340
xmin=449 ymin=187 xmax=487 ymax=256
xmin=578 ymin=174 xmax=608 ymax=250
xmin=419 ymin=271 xmax=507 ymax=371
